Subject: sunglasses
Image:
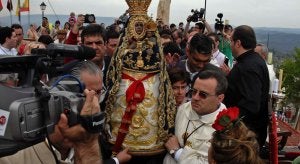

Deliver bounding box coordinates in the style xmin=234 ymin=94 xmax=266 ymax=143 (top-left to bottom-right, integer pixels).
xmin=189 ymin=88 xmax=216 ymax=99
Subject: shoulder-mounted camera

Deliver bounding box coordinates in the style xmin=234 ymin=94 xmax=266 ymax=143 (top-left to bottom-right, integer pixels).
xmin=189 ymin=8 xmax=205 ymax=22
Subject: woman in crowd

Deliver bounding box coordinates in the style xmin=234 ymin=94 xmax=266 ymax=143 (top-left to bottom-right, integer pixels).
xmin=209 ymin=107 xmax=264 ymax=164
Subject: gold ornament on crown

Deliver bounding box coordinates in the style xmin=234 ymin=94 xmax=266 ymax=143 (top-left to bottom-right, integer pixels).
xmin=126 ymin=0 xmax=152 ymax=15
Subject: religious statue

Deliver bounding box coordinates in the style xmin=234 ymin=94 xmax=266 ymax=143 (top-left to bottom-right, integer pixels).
xmin=105 ymin=0 xmax=176 ymax=156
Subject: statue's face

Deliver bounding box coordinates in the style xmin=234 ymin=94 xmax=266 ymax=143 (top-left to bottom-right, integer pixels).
xmin=135 ymin=21 xmax=144 ymax=35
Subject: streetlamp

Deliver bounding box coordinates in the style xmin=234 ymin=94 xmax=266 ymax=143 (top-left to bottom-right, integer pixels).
xmin=40 ymin=2 xmax=47 ymax=20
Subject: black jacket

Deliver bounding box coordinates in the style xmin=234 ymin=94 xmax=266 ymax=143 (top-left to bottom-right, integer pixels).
xmin=224 ymin=50 xmax=269 ymax=147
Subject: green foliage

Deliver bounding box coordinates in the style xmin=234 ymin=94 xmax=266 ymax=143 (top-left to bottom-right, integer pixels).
xmin=280 ymin=48 xmax=300 ymax=105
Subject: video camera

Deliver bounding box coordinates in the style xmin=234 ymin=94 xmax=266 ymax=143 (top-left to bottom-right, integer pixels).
xmin=0 ymin=43 xmax=103 ymax=157
xmin=116 ymin=10 xmax=129 ymax=25
xmin=189 ymin=8 xmax=205 ymax=22
xmin=84 ymin=14 xmax=96 ymax=23
xmin=215 ymin=13 xmax=224 ymax=33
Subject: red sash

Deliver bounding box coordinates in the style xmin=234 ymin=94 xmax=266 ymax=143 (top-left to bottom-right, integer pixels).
xmin=113 ymin=72 xmax=155 ymax=154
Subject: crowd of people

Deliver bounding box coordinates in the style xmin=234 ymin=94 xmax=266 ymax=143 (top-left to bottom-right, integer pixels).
xmin=0 ymin=1 xmax=288 ymax=163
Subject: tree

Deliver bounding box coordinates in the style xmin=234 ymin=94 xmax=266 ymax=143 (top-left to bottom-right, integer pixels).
xmin=280 ymin=48 xmax=300 ymax=126
xmin=280 ymin=48 xmax=300 ymax=105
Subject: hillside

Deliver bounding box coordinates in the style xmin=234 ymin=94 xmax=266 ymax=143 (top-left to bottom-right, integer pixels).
xmin=254 ymin=27 xmax=300 ymax=57
xmin=1 ymin=14 xmax=299 ymax=57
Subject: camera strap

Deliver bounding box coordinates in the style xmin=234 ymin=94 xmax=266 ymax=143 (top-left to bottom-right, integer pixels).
xmin=79 ymin=112 xmax=105 ymax=133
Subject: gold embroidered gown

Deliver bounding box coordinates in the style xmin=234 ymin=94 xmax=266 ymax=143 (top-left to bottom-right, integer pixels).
xmin=105 ymin=0 xmax=176 ymax=156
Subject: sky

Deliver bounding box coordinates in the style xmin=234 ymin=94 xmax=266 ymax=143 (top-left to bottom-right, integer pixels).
xmin=0 ymin=0 xmax=300 ymax=28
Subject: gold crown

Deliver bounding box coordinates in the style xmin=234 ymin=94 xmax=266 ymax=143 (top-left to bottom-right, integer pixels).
xmin=146 ymin=20 xmax=157 ymax=31
xmin=126 ymin=0 xmax=152 ymax=15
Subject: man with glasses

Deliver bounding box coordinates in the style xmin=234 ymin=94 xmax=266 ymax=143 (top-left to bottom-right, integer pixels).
xmin=164 ymin=70 xmax=227 ymax=164
xmin=176 ymin=33 xmax=222 ymax=81
xmin=0 ymin=61 xmax=108 ymax=164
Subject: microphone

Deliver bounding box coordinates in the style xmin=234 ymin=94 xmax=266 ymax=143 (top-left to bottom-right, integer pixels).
xmin=31 ymin=43 xmax=96 ymax=60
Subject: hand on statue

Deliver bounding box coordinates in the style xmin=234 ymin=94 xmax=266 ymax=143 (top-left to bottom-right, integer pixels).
xmin=164 ymin=134 xmax=180 ymax=152
xmin=116 ymin=148 xmax=132 ymax=163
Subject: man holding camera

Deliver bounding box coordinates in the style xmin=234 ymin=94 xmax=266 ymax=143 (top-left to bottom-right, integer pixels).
xmin=0 ymin=61 xmax=131 ymax=164
xmin=0 ymin=61 xmax=103 ymax=163
xmin=184 ymin=9 xmax=212 ymax=36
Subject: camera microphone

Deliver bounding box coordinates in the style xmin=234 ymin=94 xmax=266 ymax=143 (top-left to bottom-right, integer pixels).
xmin=32 ymin=43 xmax=96 ymax=60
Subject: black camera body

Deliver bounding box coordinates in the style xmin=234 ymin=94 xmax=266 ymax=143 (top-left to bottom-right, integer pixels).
xmin=190 ymin=8 xmax=205 ymax=22
xmin=84 ymin=14 xmax=96 ymax=23
xmin=215 ymin=13 xmax=224 ymax=32
xmin=0 ymin=44 xmax=97 ymax=157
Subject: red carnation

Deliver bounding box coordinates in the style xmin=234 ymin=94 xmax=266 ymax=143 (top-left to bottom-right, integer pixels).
xmin=212 ymin=107 xmax=240 ymax=131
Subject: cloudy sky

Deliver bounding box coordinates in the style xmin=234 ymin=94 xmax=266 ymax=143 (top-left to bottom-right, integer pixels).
xmin=1 ymin=0 xmax=299 ymax=28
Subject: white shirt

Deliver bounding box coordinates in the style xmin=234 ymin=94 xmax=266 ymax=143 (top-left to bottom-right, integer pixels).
xmin=0 ymin=45 xmax=18 ymax=56
xmin=267 ymin=64 xmax=276 ymax=94
xmin=163 ymin=102 xmax=226 ymax=164
xmin=211 ymin=50 xmax=225 ymax=67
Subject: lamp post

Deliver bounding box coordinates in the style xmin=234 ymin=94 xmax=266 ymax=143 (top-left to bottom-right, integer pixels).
xmin=40 ymin=2 xmax=47 ymax=21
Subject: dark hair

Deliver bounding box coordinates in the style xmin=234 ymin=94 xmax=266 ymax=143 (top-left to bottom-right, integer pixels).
xmin=55 ymin=20 xmax=60 ymax=24
xmin=64 ymin=22 xmax=71 ymax=30
xmin=170 ymin=23 xmax=176 ymax=29
xmin=224 ymin=24 xmax=232 ymax=31
xmin=159 ymin=29 xmax=172 ymax=36
xmin=168 ymin=67 xmax=191 ymax=85
xmin=11 ymin=24 xmax=23 ymax=31
xmin=0 ymin=27 xmax=14 ymax=44
xmin=38 ymin=35 xmax=54 ymax=45
xmin=210 ymin=122 xmax=264 ymax=164
xmin=207 ymin=32 xmax=220 ymax=42
xmin=191 ymin=70 xmax=227 ymax=95
xmin=106 ymin=29 xmax=120 ymax=43
xmin=232 ymin=25 xmax=257 ymax=49
xmin=172 ymin=30 xmax=183 ymax=40
xmin=195 ymin=22 xmax=205 ymax=33
xmin=189 ymin=33 xmax=212 ymax=56
xmin=163 ymin=42 xmax=182 ymax=56
xmin=81 ymin=24 xmax=106 ymax=43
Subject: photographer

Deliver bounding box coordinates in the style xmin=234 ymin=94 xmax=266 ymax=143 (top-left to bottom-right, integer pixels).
xmin=0 ymin=87 xmax=102 ymax=164
xmin=214 ymin=14 xmax=234 ymax=68
xmin=184 ymin=9 xmax=212 ymax=36
xmin=0 ymin=60 xmax=131 ymax=164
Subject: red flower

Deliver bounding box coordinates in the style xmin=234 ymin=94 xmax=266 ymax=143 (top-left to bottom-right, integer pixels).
xmin=212 ymin=107 xmax=240 ymax=131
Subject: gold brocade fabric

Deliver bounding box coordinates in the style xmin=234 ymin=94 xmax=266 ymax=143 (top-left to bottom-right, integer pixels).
xmin=110 ymin=72 xmax=163 ymax=151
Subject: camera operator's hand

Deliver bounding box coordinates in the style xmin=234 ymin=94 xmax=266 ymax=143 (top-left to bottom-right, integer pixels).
xmin=59 ymin=89 xmax=100 ymax=142
xmin=200 ymin=18 xmax=213 ymax=34
xmin=81 ymin=89 xmax=101 ymax=115
xmin=57 ymin=89 xmax=102 ymax=163
xmin=186 ymin=15 xmax=192 ymax=23
xmin=220 ymin=63 xmax=231 ymax=75
xmin=72 ymin=15 xmax=84 ymax=35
